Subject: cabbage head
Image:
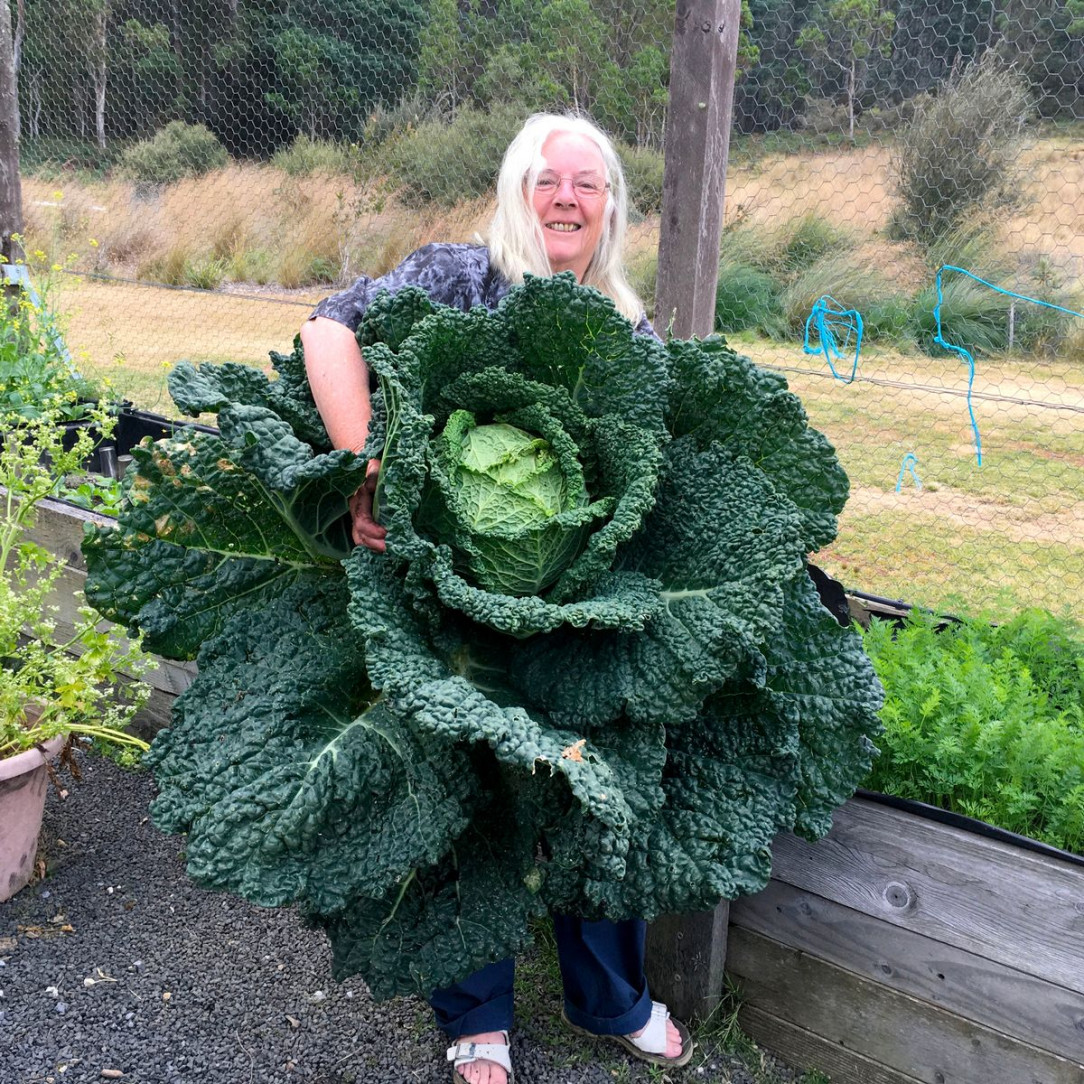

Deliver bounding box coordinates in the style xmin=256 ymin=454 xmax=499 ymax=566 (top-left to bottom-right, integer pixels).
xmin=83 ymin=273 xmax=882 ymax=999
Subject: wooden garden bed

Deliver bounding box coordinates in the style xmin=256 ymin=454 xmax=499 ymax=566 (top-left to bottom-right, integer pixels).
xmin=727 ymin=795 xmax=1084 ymax=1084
xmin=26 ymin=495 xmax=195 ymax=739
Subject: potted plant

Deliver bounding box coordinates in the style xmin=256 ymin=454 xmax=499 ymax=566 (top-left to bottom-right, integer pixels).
xmin=0 ymin=394 xmax=150 ymax=903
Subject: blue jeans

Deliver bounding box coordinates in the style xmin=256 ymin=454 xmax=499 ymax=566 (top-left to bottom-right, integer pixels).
xmin=430 ymin=915 xmax=653 ymax=1039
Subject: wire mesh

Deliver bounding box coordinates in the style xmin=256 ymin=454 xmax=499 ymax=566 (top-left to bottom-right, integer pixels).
xmin=11 ymin=0 xmax=1084 ymax=619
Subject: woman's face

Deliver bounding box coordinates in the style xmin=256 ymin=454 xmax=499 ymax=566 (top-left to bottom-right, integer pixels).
xmin=531 ymin=131 xmax=610 ymax=282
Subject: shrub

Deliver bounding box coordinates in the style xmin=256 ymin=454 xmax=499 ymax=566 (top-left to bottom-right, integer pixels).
xmin=361 ymin=93 xmax=436 ymax=151
xmin=617 ymin=142 xmax=664 ymax=216
xmin=780 ymin=251 xmax=905 ymax=339
xmin=774 ymin=212 xmax=852 ymax=274
xmin=118 ymin=121 xmax=229 ymax=186
xmin=714 ymin=263 xmax=785 ymax=335
xmin=889 ymin=58 xmax=1031 ymax=246
xmin=909 ymin=271 xmax=1015 ymax=355
xmin=861 ymin=608 xmax=1084 ymax=854
xmin=272 ymin=135 xmax=356 ymax=177
xmin=382 ymin=104 xmax=525 ymax=207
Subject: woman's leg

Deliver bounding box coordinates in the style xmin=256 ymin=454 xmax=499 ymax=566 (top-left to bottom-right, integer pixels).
xmin=552 ymin=915 xmax=686 ymax=1062
xmin=430 ymin=958 xmax=515 ymax=1037
xmin=431 ymin=960 xmax=514 ymax=1084
xmin=551 ymin=914 xmax=652 ymax=1035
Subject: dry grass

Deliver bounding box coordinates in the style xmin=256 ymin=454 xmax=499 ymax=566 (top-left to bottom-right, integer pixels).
xmin=725 ymin=144 xmax=894 ymax=234
xmin=55 ymin=276 xmax=315 ymax=413
xmin=22 ymin=132 xmax=1084 ymax=303
xmin=722 ymin=134 xmax=1084 ymax=301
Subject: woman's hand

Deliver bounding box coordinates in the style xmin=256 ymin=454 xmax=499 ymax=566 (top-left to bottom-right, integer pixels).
xmin=350 ymin=458 xmax=386 ymax=551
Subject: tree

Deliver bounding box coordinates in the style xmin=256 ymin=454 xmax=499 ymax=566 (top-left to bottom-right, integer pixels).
xmin=264 ymin=0 xmax=424 ymax=142
xmin=995 ymin=0 xmax=1084 ymax=119
xmin=109 ymin=17 xmax=181 ymax=138
xmin=417 ymin=0 xmax=472 ymax=116
xmin=85 ymin=0 xmax=111 ymax=149
xmin=797 ymin=0 xmax=895 ymax=139
xmin=735 ymin=0 xmax=814 ymax=133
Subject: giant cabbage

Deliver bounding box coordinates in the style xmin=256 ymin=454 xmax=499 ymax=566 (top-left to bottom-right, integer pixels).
xmin=83 ymin=273 xmax=882 ymax=998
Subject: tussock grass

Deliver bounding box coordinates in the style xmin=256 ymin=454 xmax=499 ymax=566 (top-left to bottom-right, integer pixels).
xmin=780 ymin=249 xmax=909 ymax=335
xmin=139 ymin=243 xmax=191 ymax=286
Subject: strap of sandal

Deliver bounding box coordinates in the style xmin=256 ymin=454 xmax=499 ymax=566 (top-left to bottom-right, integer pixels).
xmin=447 ymin=1031 xmax=513 ymax=1075
xmin=627 ymin=1001 xmax=670 ymax=1056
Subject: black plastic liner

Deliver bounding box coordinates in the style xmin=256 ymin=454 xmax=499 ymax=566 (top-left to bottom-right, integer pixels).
xmin=855 ymin=788 xmax=1084 ymax=869
xmin=113 ymin=407 xmax=219 ymax=457
xmin=60 ymin=406 xmax=220 ymax=475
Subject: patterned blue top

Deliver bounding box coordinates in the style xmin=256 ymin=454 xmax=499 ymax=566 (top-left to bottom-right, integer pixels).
xmin=310 ymin=241 xmax=656 ymax=337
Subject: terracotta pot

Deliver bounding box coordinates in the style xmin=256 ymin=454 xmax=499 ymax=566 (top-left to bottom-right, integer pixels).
xmin=0 ymin=734 xmax=66 ymax=903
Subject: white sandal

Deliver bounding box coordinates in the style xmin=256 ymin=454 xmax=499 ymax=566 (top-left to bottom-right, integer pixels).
xmin=563 ymin=1000 xmax=695 ymax=1068
xmin=447 ymin=1030 xmax=514 ymax=1083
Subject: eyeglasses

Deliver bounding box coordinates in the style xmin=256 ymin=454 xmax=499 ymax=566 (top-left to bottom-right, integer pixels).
xmin=532 ymin=171 xmax=609 ymax=198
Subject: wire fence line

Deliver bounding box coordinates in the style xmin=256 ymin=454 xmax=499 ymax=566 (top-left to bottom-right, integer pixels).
xmin=767 ymin=364 xmax=1084 ymax=415
xmin=11 ymin=0 xmax=1084 ymax=618
xmin=60 ymin=267 xmax=320 ymax=307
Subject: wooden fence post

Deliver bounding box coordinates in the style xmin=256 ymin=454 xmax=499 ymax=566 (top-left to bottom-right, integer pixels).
xmin=654 ymin=0 xmax=742 ymax=340
xmin=0 ymin=0 xmax=22 ymax=269
xmin=646 ymin=0 xmax=742 ymax=1023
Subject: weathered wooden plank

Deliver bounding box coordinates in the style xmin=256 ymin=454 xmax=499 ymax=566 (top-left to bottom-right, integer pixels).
xmin=731 ymin=879 xmax=1084 ymax=1062
xmin=768 ymin=797 xmax=1084 ymax=992
xmin=645 ymin=902 xmax=729 ymax=1022
xmin=728 ymin=927 xmax=1084 ymax=1084
xmin=28 ymin=560 xmax=196 ymax=700
xmin=650 ymin=0 xmax=743 ymax=980
xmin=22 ymin=497 xmax=195 ymax=708
xmin=655 ymin=0 xmax=742 ymax=338
xmin=29 ymin=496 xmax=106 ymax=572
xmin=738 ymin=1005 xmax=924 ymax=1084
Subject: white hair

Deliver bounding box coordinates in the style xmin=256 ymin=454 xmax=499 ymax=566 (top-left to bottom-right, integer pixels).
xmin=488 ymin=112 xmax=643 ymax=323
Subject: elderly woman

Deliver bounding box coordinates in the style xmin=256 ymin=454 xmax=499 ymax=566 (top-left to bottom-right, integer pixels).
xmin=301 ymin=113 xmax=692 ymax=1084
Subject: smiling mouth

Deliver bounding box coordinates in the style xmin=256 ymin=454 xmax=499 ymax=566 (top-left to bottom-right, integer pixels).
xmin=546 ymin=223 xmax=581 ymax=232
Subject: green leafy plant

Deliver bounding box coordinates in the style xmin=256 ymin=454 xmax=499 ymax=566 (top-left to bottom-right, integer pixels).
xmin=55 ymin=472 xmax=124 ymax=517
xmin=117 ymin=121 xmax=229 ymax=186
xmin=83 ymin=274 xmax=882 ymax=999
xmin=0 ymin=285 xmax=101 ymax=423
xmin=861 ymin=608 xmax=1084 ymax=853
xmin=714 ymin=262 xmax=786 ymax=336
xmin=0 ymin=399 xmax=150 ymax=761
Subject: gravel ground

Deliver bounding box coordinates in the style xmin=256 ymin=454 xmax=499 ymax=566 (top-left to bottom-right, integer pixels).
xmin=1 ymin=753 xmax=803 ymax=1084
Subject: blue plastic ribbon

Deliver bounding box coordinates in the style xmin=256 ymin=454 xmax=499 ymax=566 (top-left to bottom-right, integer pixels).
xmin=932 ymin=265 xmax=1084 ymax=468
xmin=803 ymin=295 xmax=863 ymax=383
xmin=895 ymin=453 xmax=922 ymax=492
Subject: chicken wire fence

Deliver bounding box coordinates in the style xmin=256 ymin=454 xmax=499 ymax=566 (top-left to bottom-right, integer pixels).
xmin=11 ymin=0 xmax=1084 ymax=621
